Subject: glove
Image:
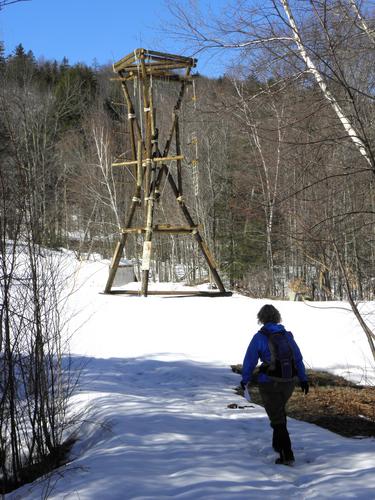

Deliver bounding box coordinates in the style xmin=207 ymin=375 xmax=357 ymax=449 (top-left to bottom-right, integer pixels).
xmin=300 ymin=381 xmax=309 ymax=395
xmin=244 ymin=387 xmax=252 ymax=402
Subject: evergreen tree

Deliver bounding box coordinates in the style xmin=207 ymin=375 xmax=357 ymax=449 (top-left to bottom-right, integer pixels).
xmin=7 ymin=43 xmax=37 ymax=85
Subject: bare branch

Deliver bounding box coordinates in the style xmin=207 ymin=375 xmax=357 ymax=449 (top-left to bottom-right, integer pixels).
xmin=348 ymin=0 xmax=375 ymax=46
xmin=279 ymin=0 xmax=375 ymax=173
xmin=0 ymin=0 xmax=30 ymax=10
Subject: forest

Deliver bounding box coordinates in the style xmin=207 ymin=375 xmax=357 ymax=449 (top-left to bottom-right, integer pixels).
xmin=2 ymin=3 xmax=375 ymax=303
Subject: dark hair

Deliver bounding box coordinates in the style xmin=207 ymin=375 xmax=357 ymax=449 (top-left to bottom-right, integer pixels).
xmin=257 ymin=304 xmax=281 ymax=324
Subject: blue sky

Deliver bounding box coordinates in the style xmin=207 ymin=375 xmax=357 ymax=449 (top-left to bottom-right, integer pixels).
xmin=0 ymin=0 xmax=233 ymax=76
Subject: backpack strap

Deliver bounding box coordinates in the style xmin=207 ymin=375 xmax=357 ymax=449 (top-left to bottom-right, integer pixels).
xmin=260 ymin=329 xmax=277 ymax=372
xmin=260 ymin=327 xmax=296 ymax=380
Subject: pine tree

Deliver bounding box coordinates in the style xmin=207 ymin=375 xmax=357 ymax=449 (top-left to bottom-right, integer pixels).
xmin=7 ymin=43 xmax=36 ymax=85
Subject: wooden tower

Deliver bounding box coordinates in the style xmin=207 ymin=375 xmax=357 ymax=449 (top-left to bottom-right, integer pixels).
xmin=104 ymin=48 xmax=231 ymax=297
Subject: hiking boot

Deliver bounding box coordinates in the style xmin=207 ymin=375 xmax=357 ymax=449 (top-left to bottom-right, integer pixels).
xmin=274 ymin=424 xmax=295 ymax=465
xmin=275 ymin=449 xmax=295 ymax=465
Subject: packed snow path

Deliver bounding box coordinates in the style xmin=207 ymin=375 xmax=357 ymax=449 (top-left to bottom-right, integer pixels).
xmin=7 ymin=258 xmax=375 ymax=499
xmin=12 ymin=356 xmax=375 ymax=499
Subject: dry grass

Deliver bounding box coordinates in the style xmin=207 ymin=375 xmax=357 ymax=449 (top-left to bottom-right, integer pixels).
xmin=282 ymin=385 xmax=374 ymax=437
xmin=232 ymin=366 xmax=375 ymax=438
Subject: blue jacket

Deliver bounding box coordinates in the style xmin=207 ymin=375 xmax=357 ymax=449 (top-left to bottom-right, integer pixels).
xmin=241 ymin=322 xmax=307 ymax=384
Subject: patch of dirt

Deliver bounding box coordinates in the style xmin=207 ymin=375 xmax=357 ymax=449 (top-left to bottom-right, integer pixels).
xmin=231 ymin=365 xmax=375 ymax=438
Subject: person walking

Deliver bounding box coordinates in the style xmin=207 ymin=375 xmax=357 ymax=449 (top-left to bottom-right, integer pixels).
xmin=240 ymin=304 xmax=309 ymax=465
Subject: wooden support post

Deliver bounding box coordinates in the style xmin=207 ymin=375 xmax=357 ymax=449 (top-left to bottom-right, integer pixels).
xmin=104 ymin=142 xmax=143 ymax=294
xmin=136 ymin=140 xmax=143 ymax=191
xmin=175 ymin=112 xmax=182 ymax=195
xmin=162 ymin=78 xmax=188 ymax=158
xmin=104 ymin=196 xmax=139 ymax=293
xmin=140 ymin=57 xmax=155 ymax=297
xmin=121 ymin=81 xmax=136 ymax=160
xmin=104 ymin=240 xmax=125 ymax=294
xmin=120 ymin=79 xmax=143 ymax=151
xmin=154 ymin=73 xmax=190 ymax=196
xmin=141 ymin=159 xmax=157 ymax=296
xmin=165 ymin=166 xmax=226 ymax=293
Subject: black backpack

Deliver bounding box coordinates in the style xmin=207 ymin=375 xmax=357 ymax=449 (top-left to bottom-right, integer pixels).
xmin=260 ymin=328 xmax=297 ymax=380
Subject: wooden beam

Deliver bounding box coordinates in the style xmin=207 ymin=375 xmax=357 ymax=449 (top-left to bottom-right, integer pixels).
xmin=165 ymin=167 xmax=227 ymax=293
xmin=145 ymin=49 xmax=196 ymax=65
xmin=113 ymin=49 xmax=196 ymax=74
xmin=121 ymin=225 xmax=199 ymax=235
xmin=112 ymin=155 xmax=184 ymax=167
xmin=117 ymin=62 xmax=194 ymax=73
xmin=113 ymin=48 xmax=145 ymax=72
xmin=111 ymin=73 xmax=193 ymax=82
xmin=106 ymin=290 xmax=233 ymax=297
xmin=113 ymin=53 xmax=137 ymax=72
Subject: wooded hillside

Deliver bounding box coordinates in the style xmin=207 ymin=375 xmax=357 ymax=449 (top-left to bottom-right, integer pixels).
xmin=1 ymin=0 xmax=375 ymax=301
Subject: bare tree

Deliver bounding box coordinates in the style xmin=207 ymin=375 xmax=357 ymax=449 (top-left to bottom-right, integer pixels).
xmin=278 ymin=0 xmax=375 ymax=172
xmin=0 ymin=160 xmax=74 ymax=494
xmin=169 ymin=0 xmax=375 ymax=353
xmin=348 ymin=0 xmax=375 ymax=46
xmin=0 ymin=0 xmax=30 ymax=9
xmin=231 ymin=77 xmax=287 ymax=294
xmin=0 ymin=57 xmax=76 ymax=493
xmin=90 ymin=120 xmax=122 ymax=231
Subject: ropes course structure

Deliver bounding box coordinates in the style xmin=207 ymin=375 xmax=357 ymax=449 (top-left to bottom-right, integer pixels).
xmin=104 ymin=48 xmax=231 ymax=297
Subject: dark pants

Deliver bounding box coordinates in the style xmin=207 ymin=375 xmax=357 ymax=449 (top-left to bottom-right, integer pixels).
xmin=259 ymin=381 xmax=295 ymax=461
xmin=258 ymin=380 xmax=295 ymax=426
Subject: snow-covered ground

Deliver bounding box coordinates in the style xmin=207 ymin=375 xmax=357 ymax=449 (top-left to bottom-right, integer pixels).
xmin=7 ymin=256 xmax=375 ymax=499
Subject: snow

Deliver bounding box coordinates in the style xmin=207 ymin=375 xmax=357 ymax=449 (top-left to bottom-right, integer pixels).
xmin=6 ymin=255 xmax=375 ymax=499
